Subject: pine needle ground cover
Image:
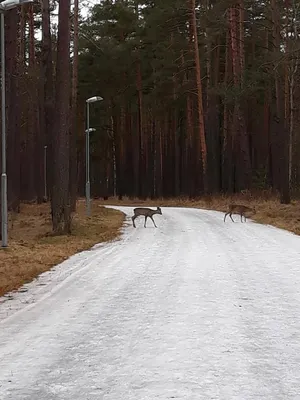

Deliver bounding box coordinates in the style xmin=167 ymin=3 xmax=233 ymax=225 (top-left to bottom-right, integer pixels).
xmin=0 ymin=200 xmax=124 ymax=297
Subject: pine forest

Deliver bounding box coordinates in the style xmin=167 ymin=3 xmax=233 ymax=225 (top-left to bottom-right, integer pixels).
xmin=1 ymin=0 xmax=300 ymax=236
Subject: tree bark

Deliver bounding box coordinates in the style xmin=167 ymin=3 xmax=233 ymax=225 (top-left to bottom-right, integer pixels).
xmin=136 ymin=59 xmax=145 ymax=198
xmin=190 ymin=0 xmax=208 ymax=193
xmin=270 ymin=0 xmax=290 ymax=203
xmin=70 ymin=0 xmax=79 ymax=211
xmin=41 ymin=0 xmax=54 ymax=202
xmin=28 ymin=4 xmax=43 ymax=203
xmin=5 ymin=9 xmax=21 ymax=212
xmin=229 ymin=2 xmax=251 ymax=191
xmin=51 ymin=0 xmax=72 ymax=233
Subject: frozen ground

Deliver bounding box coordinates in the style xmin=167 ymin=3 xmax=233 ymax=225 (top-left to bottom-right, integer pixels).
xmin=0 ymin=206 xmax=300 ymax=400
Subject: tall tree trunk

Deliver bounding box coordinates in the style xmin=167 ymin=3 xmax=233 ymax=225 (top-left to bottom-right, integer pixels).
xmin=229 ymin=2 xmax=251 ymax=191
xmin=5 ymin=9 xmax=21 ymax=212
xmin=117 ymin=104 xmax=125 ymax=199
xmin=15 ymin=6 xmax=26 ymax=206
xmin=287 ymin=1 xmax=299 ymax=187
xmin=70 ymin=0 xmax=79 ymax=211
xmin=51 ymin=0 xmax=72 ymax=233
xmin=136 ymin=59 xmax=144 ymax=198
xmin=222 ymin=26 xmax=233 ymax=192
xmin=41 ymin=0 xmax=54 ymax=202
xmin=181 ymin=50 xmax=193 ymax=196
xmin=190 ymin=0 xmax=208 ymax=193
xmin=171 ymin=32 xmax=180 ymax=196
xmin=206 ymin=7 xmax=221 ymax=193
xmin=28 ymin=4 xmax=43 ymax=203
xmin=110 ymin=113 xmax=117 ymax=197
xmin=270 ymin=0 xmax=290 ymax=204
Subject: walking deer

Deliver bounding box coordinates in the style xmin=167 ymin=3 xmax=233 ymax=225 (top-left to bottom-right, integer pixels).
xmin=132 ymin=206 xmax=162 ymax=228
xmin=224 ymin=204 xmax=256 ymax=223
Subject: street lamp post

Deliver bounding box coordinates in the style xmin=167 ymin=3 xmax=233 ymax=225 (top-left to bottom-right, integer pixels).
xmin=85 ymin=127 xmax=96 ymax=217
xmin=85 ymin=96 xmax=103 ymax=216
xmin=1 ymin=0 xmax=34 ymax=248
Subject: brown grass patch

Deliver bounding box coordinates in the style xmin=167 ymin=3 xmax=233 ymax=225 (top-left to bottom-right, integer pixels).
xmin=0 ymin=200 xmax=124 ymax=297
xmin=98 ymin=192 xmax=300 ymax=236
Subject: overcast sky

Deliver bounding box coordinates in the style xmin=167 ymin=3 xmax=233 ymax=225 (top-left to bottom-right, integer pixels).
xmin=80 ymin=0 xmax=98 ymax=18
xmin=34 ymin=1 xmax=99 ymax=39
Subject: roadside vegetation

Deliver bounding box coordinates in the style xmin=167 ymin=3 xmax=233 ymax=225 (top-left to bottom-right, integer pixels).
xmin=100 ymin=192 xmax=300 ymax=236
xmin=0 ymin=201 xmax=124 ymax=297
xmin=1 ymin=191 xmax=300 ymax=298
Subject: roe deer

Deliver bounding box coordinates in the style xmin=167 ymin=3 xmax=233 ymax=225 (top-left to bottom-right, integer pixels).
xmin=224 ymin=204 xmax=256 ymax=223
xmin=132 ymin=206 xmax=162 ymax=228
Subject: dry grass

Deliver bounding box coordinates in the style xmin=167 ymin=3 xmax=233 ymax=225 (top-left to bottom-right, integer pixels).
xmin=0 ymin=200 xmax=125 ymax=297
xmin=98 ymin=191 xmax=300 ymax=236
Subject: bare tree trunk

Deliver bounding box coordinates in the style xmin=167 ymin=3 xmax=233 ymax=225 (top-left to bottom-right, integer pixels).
xmin=222 ymin=26 xmax=233 ymax=192
xmin=270 ymin=0 xmax=290 ymax=204
xmin=51 ymin=0 xmax=72 ymax=233
xmin=117 ymin=104 xmax=125 ymax=199
xmin=5 ymin=9 xmax=21 ymax=212
xmin=70 ymin=0 xmax=79 ymax=211
xmin=28 ymin=4 xmax=43 ymax=203
xmin=190 ymin=0 xmax=207 ymax=193
xmin=136 ymin=60 xmax=144 ymax=198
xmin=171 ymin=32 xmax=180 ymax=196
xmin=14 ymin=6 xmax=26 ymax=206
xmin=288 ymin=1 xmax=299 ymax=187
xmin=289 ymin=65 xmax=297 ymax=185
xmin=228 ymin=2 xmax=251 ymax=191
xmin=41 ymin=0 xmax=54 ymax=202
xmin=181 ymin=50 xmax=193 ymax=196
xmin=205 ymin=1 xmax=221 ymax=193
xmin=110 ymin=114 xmax=117 ymax=197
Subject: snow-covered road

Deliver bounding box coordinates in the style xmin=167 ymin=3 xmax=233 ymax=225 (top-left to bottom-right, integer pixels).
xmin=0 ymin=206 xmax=300 ymax=400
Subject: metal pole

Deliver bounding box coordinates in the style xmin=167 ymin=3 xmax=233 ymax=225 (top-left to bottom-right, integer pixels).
xmin=1 ymin=12 xmax=7 ymax=247
xmin=44 ymin=145 xmax=47 ymax=200
xmin=86 ymin=102 xmax=91 ymax=216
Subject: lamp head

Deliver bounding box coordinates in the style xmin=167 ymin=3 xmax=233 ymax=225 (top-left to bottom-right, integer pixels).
xmin=86 ymin=96 xmax=103 ymax=103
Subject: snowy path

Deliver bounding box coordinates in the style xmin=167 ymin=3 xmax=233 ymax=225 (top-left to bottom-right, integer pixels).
xmin=0 ymin=206 xmax=300 ymax=400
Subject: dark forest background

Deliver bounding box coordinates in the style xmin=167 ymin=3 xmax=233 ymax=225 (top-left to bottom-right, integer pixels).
xmin=1 ymin=0 xmax=300 ymax=234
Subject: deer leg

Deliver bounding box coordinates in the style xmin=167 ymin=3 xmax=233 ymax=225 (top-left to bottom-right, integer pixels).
xmin=229 ymin=213 xmax=234 ymax=222
xmin=150 ymin=216 xmax=157 ymax=228
xmin=224 ymin=212 xmax=228 ymax=222
xmin=144 ymin=216 xmax=148 ymax=227
xmin=241 ymin=213 xmax=243 ymax=223
xmin=132 ymin=215 xmax=136 ymax=228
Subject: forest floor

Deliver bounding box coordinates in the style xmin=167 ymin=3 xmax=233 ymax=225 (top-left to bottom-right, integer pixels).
xmin=1 ymin=192 xmax=300 ymax=297
xmin=0 ymin=200 xmax=124 ymax=297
